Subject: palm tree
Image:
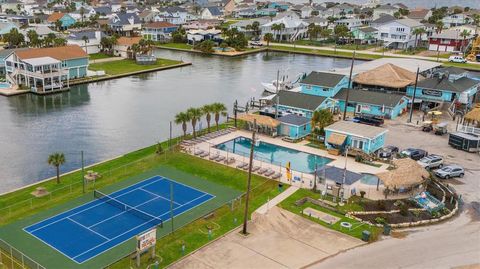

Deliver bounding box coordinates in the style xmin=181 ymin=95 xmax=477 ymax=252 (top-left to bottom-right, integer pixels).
xmin=202 ymin=104 xmax=214 ymax=132
xmin=174 ymin=112 xmax=190 ymax=138
xmin=435 ymin=21 xmax=444 ymax=34
xmin=311 ymin=109 xmax=333 ymax=136
xmin=48 ymin=152 xmax=65 ymax=184
xmin=263 ymin=33 xmax=273 ymax=46
xmin=187 ymin=107 xmax=203 ymax=138
xmin=271 ymin=23 xmax=280 ymax=41
xmin=82 ymin=35 xmax=89 ymax=54
xmin=211 ymin=103 xmax=228 ymax=131
xmin=412 ymin=28 xmax=426 ymax=48
xmin=27 ymin=30 xmax=39 ymax=47
xmin=459 ymin=29 xmax=471 ymax=56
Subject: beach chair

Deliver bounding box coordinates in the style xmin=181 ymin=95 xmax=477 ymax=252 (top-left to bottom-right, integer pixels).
xmin=225 ymin=157 xmax=235 ymax=164
xmin=216 ymin=156 xmax=225 ymax=162
xmin=236 ymin=162 xmax=247 ymax=169
xmin=242 ymin=164 xmax=250 ymax=170
xmin=271 ymin=172 xmax=282 ymax=179
xmin=199 ymin=152 xmax=209 ymax=158
xmin=252 ymin=166 xmax=260 ymax=172
xmin=257 ymin=167 xmax=268 ymax=174
xmin=209 ymin=153 xmax=219 ymax=160
xmin=264 ymin=169 xmax=275 ymax=177
xmin=194 ymin=150 xmax=204 ymax=156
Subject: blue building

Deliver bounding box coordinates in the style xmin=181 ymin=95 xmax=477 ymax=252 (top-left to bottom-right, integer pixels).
xmin=324 ymin=121 xmax=387 ymax=154
xmin=278 ymin=114 xmax=311 ymax=140
xmin=299 ymin=71 xmax=349 ymax=97
xmin=268 ymin=2 xmax=290 ymax=11
xmin=334 ymin=89 xmax=410 ymax=119
xmin=406 ymin=67 xmax=479 ymax=108
xmin=275 ymin=90 xmax=334 ymax=119
xmin=47 ymin=12 xmax=76 ymax=29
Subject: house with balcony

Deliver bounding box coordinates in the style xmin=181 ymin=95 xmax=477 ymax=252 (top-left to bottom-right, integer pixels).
xmin=142 ymin=22 xmax=179 ymax=42
xmin=428 ymin=29 xmax=473 ymax=52
xmin=4 ymin=45 xmax=88 ymax=93
xmin=372 ymin=4 xmax=398 ymax=20
xmin=334 ymin=18 xmax=363 ymax=31
xmin=67 ymin=30 xmax=103 ymax=54
xmin=47 ymin=12 xmax=76 ymax=29
xmin=108 ymin=13 xmax=141 ymax=36
xmin=299 ymin=71 xmax=349 ymax=97
xmin=261 ymin=15 xmax=309 ymax=41
xmin=352 ymin=27 xmax=378 ymax=44
xmin=376 ymin=18 xmax=425 ymax=49
xmin=442 ymin=13 xmax=467 ymax=28
xmin=155 ymin=6 xmax=189 ymax=25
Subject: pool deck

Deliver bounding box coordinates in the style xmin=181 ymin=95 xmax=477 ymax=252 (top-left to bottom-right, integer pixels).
xmin=0 ymin=84 xmax=28 ymax=96
xmin=184 ymin=130 xmax=390 ymax=198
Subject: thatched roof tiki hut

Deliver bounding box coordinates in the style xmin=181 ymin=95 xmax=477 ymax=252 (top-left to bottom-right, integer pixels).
xmin=376 ymin=158 xmax=430 ymax=198
xmin=237 ymin=113 xmax=280 ymax=136
xmin=353 ymin=63 xmax=420 ymax=92
xmin=464 ymin=103 xmax=480 ymax=127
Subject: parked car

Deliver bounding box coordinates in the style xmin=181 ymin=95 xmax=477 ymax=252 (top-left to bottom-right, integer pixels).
xmin=401 ymin=148 xmax=428 ymax=160
xmin=378 ymin=145 xmax=399 ymax=159
xmin=250 ymin=41 xmax=263 ymax=47
xmin=417 ymin=154 xmax=444 ymax=170
xmin=448 ymin=55 xmax=467 ymax=63
xmin=352 ymin=115 xmax=384 ymax=127
xmin=434 ymin=164 xmax=465 ymax=179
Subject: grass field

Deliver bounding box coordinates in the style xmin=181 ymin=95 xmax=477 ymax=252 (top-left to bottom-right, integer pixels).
xmin=89 ymin=53 xmax=114 ymax=60
xmin=88 ymin=58 xmax=182 ymax=75
xmin=158 ymin=43 xmax=193 ymax=50
xmin=279 ymin=188 xmax=381 ymax=241
xmin=269 ymin=45 xmax=383 ymax=60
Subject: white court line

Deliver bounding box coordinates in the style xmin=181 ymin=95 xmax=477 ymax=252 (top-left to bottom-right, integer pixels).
xmin=26 ymin=176 xmax=164 ymax=233
xmin=139 ymin=187 xmax=182 ymax=206
xmin=72 ymin=192 xmax=214 ymax=261
xmin=67 ymin=217 xmax=110 ymax=241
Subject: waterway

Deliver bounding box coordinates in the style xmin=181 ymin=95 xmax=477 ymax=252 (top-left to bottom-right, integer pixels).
xmin=0 ymin=50 xmax=359 ymax=193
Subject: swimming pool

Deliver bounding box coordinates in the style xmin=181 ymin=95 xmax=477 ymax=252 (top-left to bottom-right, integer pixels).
xmin=360 ymin=173 xmax=383 ymax=186
xmin=0 ymin=82 xmax=11 ymax=89
xmin=215 ymin=137 xmax=332 ymax=174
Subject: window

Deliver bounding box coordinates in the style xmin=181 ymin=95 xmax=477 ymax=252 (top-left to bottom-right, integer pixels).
xmin=351 ymin=138 xmax=364 ymax=149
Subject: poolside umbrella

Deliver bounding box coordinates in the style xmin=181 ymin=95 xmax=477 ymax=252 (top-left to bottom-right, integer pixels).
xmin=286 ymin=161 xmax=292 ymax=182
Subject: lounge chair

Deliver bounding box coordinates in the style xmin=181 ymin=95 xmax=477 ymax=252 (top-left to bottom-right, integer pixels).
xmin=225 ymin=157 xmax=235 ymax=164
xmin=236 ymin=162 xmax=247 ymax=169
xmin=216 ymin=156 xmax=225 ymax=162
xmin=209 ymin=154 xmax=219 ymax=160
xmin=199 ymin=152 xmax=209 ymax=158
xmin=257 ymin=167 xmax=268 ymax=174
xmin=264 ymin=169 xmax=275 ymax=177
xmin=252 ymin=166 xmax=260 ymax=172
xmin=194 ymin=150 xmax=204 ymax=156
xmin=271 ymin=172 xmax=282 ymax=179
xmin=242 ymin=164 xmax=250 ymax=170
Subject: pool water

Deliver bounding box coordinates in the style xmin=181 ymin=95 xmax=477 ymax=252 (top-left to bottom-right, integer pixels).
xmin=215 ymin=137 xmax=332 ymax=174
xmin=0 ymin=82 xmax=11 ymax=89
xmin=360 ymin=173 xmax=383 ymax=185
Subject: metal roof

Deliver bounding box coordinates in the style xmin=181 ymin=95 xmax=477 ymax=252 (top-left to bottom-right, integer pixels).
xmin=277 ymin=91 xmax=327 ymax=111
xmin=417 ymin=76 xmax=479 ymax=93
xmin=278 ymin=114 xmax=310 ymax=126
xmin=23 ymin=56 xmax=60 ymax=66
xmin=334 ymin=89 xmax=406 ymax=108
xmin=321 ymin=166 xmax=363 ymax=185
xmin=300 ymin=71 xmax=346 ymax=88
xmin=325 ymin=120 xmax=388 ymax=140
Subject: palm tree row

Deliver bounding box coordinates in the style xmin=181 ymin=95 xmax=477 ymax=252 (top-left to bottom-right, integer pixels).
xmin=174 ymin=103 xmax=228 ymax=139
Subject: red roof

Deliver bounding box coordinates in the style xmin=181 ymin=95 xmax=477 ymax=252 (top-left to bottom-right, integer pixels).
xmin=47 ymin=12 xmax=65 ymax=22
xmin=144 ymin=22 xmax=177 ymax=29
xmin=16 ymin=45 xmax=88 ymax=61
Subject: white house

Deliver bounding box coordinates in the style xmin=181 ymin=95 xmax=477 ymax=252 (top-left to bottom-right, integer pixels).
xmin=108 ymin=13 xmax=142 ymax=36
xmin=261 ymin=15 xmax=309 ymax=42
xmin=113 ymin=36 xmax=141 ymax=58
xmin=442 ymin=13 xmax=468 ymax=28
xmin=334 ymin=18 xmax=363 ymax=31
xmin=67 ymin=30 xmax=103 ymax=54
xmin=300 ymin=6 xmax=314 ymax=19
xmin=372 ymin=4 xmax=398 ymax=20
xmin=376 ymin=18 xmax=425 ymax=49
xmin=156 ymin=6 xmax=189 ymax=25
xmin=186 ymin=29 xmax=222 ymax=45
xmin=200 ymin=7 xmax=223 ymax=20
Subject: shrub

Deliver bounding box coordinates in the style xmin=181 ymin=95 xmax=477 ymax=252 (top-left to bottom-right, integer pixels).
xmin=412 ymin=210 xmax=420 ymax=217
xmin=399 ymin=204 xmax=409 ymax=216
xmin=360 ymin=191 xmax=366 ymax=198
xmin=155 ymin=142 xmax=163 ymax=155
xmin=376 ymin=200 xmax=386 ymax=211
xmin=375 ymin=217 xmax=386 ymax=224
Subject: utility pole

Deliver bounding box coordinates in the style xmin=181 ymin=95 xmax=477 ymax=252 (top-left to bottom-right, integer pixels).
xmin=343 ymin=51 xmax=356 ymax=120
xmin=341 ymin=146 xmax=348 ymax=203
xmin=408 ymin=67 xmax=420 ymax=123
xmin=242 ymin=119 xmax=256 ymax=235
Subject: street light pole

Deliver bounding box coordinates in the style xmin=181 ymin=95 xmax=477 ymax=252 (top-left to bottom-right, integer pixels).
xmin=343 ymin=51 xmax=356 ymax=121
xmin=242 ymin=119 xmax=256 ymax=235
xmin=408 ymin=67 xmax=420 ymax=123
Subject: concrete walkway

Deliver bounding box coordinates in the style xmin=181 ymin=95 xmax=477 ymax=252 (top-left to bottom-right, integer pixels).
xmin=269 ymin=42 xmax=480 ymax=65
xmin=89 ymin=56 xmax=123 ymax=64
xmin=255 ymin=186 xmax=299 ymax=215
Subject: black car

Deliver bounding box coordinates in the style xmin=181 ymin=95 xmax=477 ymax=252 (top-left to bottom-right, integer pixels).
xmin=378 ymin=145 xmax=399 ymax=159
xmin=401 ymin=148 xmax=428 ymax=160
xmin=352 ymin=115 xmax=384 ymax=127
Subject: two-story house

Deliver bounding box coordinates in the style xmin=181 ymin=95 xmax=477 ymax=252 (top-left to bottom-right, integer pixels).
xmin=372 ymin=4 xmax=398 ymax=20
xmin=47 ymin=12 xmax=76 ymax=29
xmin=108 ymin=13 xmax=141 ymax=36
xmin=334 ymin=18 xmax=363 ymax=31
xmin=142 ymin=22 xmax=179 ymax=42
xmin=376 ymin=18 xmax=425 ymax=49
xmin=428 ymin=29 xmax=473 ymax=52
xmin=67 ymin=30 xmax=104 ymax=54
xmin=299 ymin=71 xmax=350 ymax=97
xmin=261 ymin=15 xmax=309 ymax=41
xmin=442 ymin=13 xmax=468 ymax=28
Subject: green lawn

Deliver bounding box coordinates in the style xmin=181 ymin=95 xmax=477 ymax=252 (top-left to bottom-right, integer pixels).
xmin=88 ymin=58 xmax=182 ymax=75
xmin=279 ymin=188 xmax=380 ymax=241
xmin=89 ymin=53 xmax=114 ymax=60
xmin=269 ymin=45 xmax=383 ymax=60
xmin=158 ymin=43 xmax=193 ymax=50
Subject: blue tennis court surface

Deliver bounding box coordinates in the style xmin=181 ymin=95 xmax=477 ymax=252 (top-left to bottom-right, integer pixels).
xmin=24 ymin=176 xmax=214 ymax=264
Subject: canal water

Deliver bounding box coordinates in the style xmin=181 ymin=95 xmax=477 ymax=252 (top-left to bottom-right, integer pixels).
xmin=0 ymin=50 xmax=358 ymax=192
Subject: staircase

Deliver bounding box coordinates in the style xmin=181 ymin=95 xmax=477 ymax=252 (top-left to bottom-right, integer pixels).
xmin=6 ymin=68 xmax=18 ymax=85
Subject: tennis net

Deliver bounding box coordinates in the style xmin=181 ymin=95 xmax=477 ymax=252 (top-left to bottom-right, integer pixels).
xmin=94 ymin=190 xmax=163 ymax=227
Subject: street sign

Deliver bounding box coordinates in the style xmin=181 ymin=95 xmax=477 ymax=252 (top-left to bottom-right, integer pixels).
xmin=137 ymin=228 xmax=156 ymax=252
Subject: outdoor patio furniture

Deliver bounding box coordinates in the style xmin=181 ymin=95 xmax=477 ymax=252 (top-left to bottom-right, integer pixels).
xmin=225 ymin=157 xmax=235 ymax=164
xmin=209 ymin=154 xmax=219 ymax=160
xmin=257 ymin=167 xmax=268 ymax=174
xmin=194 ymin=150 xmax=204 ymax=156
xmin=216 ymin=156 xmax=225 ymax=162
xmin=236 ymin=162 xmax=247 ymax=169
xmin=271 ymin=172 xmax=282 ymax=179
xmin=264 ymin=169 xmax=275 ymax=177
xmin=252 ymin=166 xmax=260 ymax=172
xmin=242 ymin=164 xmax=250 ymax=170
xmin=200 ymin=152 xmax=209 ymax=158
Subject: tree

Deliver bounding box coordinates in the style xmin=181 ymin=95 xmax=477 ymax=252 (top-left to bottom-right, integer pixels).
xmin=100 ymin=36 xmax=112 ymax=53
xmin=130 ymin=43 xmax=140 ymax=59
xmin=80 ymin=6 xmax=85 ymax=23
xmin=263 ymin=33 xmax=273 ymax=46
xmin=320 ymin=28 xmax=332 ymax=40
xmin=27 ymin=30 xmax=40 ymax=47
xmin=311 ymin=109 xmax=333 ymax=136
xmin=412 ymin=27 xmax=426 ymax=48
xmin=187 ymin=107 xmax=203 ymax=138
xmin=211 ymin=102 xmax=228 ymax=131
xmin=174 ymin=112 xmax=191 ymax=138
xmin=55 ymin=20 xmax=63 ymax=31
xmin=219 ymin=42 xmax=228 ymax=52
xmin=155 ymin=142 xmax=163 ymax=155
xmin=53 ymin=37 xmax=67 ymax=47
xmin=435 ymin=21 xmax=444 ymax=34
xmin=195 ymin=40 xmax=215 ymax=53
xmin=3 ymin=28 xmax=24 ymax=48
xmin=202 ymin=104 xmax=214 ymax=132
xmin=48 ymin=152 xmax=65 ymax=184
xmin=459 ymin=29 xmax=471 ymax=56
xmin=82 ymin=35 xmax=89 ymax=54
xmin=43 ymin=33 xmax=56 ymax=47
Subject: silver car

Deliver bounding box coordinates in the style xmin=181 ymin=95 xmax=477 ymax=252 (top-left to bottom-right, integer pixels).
xmin=434 ymin=165 xmax=465 ymax=179
xmin=417 ymin=155 xmax=443 ymax=170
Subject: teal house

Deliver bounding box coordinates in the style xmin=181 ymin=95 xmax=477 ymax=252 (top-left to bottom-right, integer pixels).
xmin=334 ymin=89 xmax=409 ymax=119
xmin=256 ymin=8 xmax=277 ymax=16
xmin=275 ymin=90 xmax=334 ymax=119
xmin=324 ymin=121 xmax=387 ymax=154
xmin=351 ymin=27 xmax=378 ymax=44
xmin=299 ymin=71 xmax=350 ymax=97
xmin=267 ymin=2 xmax=290 ymax=11
xmin=278 ymin=114 xmax=311 ymax=140
xmin=47 ymin=12 xmax=77 ymax=29
xmin=406 ymin=67 xmax=479 ymax=107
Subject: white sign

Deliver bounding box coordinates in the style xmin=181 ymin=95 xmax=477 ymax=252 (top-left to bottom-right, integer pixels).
xmin=136 ymin=229 xmax=156 ymax=252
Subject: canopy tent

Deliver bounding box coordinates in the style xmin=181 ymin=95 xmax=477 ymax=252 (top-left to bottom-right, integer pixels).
xmin=464 ymin=103 xmax=480 ymax=124
xmin=376 ymin=158 xmax=429 ymax=189
xmin=353 ymin=63 xmax=419 ymax=89
xmin=237 ymin=113 xmax=280 ymax=128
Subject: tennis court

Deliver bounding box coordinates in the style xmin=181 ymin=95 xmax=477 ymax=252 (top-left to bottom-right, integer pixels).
xmin=24 ymin=175 xmax=214 ymax=264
